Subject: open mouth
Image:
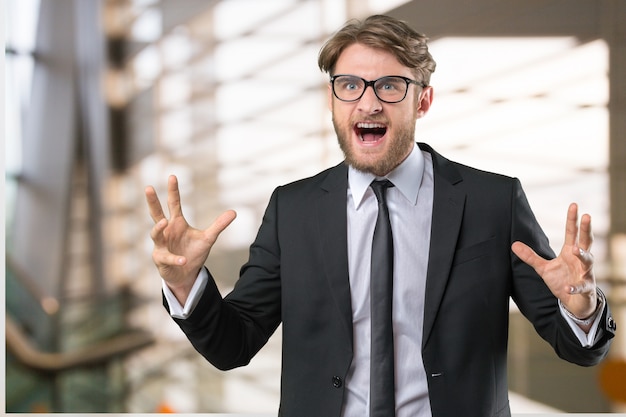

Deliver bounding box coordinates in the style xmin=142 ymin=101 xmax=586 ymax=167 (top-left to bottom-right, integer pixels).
xmin=355 ymin=122 xmax=387 ymax=143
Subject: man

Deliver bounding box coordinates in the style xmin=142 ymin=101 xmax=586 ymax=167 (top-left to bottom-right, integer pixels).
xmin=145 ymin=15 xmax=616 ymax=417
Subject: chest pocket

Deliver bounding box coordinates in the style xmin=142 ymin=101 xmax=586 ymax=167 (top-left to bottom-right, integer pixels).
xmin=452 ymin=236 xmax=497 ymax=266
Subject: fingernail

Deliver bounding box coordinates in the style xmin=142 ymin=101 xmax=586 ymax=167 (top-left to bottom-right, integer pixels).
xmin=579 ymin=248 xmax=585 ymax=256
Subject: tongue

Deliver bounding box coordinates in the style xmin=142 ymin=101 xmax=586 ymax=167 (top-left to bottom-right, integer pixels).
xmin=362 ymin=132 xmax=384 ymax=142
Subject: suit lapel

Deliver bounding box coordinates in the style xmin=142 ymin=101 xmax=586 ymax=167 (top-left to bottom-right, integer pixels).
xmin=316 ymin=164 xmax=354 ymax=344
xmin=311 ymin=148 xmax=465 ymax=351
xmin=418 ymin=144 xmax=466 ymax=348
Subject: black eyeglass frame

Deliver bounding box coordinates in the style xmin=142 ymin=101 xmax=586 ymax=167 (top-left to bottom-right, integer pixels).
xmin=330 ymin=74 xmax=428 ymax=104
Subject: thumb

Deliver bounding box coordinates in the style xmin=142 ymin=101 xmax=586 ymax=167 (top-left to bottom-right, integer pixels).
xmin=511 ymin=241 xmax=546 ymax=271
xmin=206 ymin=210 xmax=237 ymax=241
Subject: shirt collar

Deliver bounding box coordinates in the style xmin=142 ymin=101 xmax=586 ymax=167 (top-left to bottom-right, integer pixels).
xmin=348 ymin=143 xmax=425 ymax=209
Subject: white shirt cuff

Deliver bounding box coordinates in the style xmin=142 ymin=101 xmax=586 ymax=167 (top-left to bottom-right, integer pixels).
xmin=162 ymin=267 xmax=209 ymax=319
xmin=558 ymin=290 xmax=606 ymax=348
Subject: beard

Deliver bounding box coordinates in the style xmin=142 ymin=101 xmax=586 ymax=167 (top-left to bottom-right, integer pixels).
xmin=332 ymin=115 xmax=416 ymax=177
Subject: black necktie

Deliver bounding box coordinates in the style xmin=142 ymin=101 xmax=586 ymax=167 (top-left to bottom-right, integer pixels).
xmin=369 ymin=180 xmax=395 ymax=417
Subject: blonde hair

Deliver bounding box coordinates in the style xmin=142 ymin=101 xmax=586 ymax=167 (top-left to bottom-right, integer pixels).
xmin=318 ymin=15 xmax=436 ymax=85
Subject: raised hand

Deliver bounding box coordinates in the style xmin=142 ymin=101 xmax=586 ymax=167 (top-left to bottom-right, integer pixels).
xmin=145 ymin=175 xmax=236 ymax=304
xmin=512 ymin=203 xmax=598 ymax=326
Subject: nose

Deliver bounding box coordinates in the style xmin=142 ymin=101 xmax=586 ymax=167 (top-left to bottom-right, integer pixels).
xmin=357 ymin=85 xmax=382 ymax=114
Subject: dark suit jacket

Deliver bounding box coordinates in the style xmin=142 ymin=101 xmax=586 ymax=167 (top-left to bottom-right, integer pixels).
xmin=168 ymin=143 xmax=615 ymax=417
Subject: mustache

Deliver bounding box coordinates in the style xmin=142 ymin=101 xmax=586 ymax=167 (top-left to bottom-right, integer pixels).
xmin=351 ymin=116 xmax=389 ymax=125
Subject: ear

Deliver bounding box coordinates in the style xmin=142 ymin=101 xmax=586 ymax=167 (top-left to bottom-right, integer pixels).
xmin=415 ymin=86 xmax=434 ymax=119
xmin=327 ymin=82 xmax=333 ymax=111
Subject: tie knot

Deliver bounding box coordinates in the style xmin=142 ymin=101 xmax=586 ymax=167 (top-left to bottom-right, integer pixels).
xmin=370 ymin=180 xmax=394 ymax=203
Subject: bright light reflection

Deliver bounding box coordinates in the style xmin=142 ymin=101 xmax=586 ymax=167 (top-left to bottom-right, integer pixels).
xmin=429 ymin=37 xmax=578 ymax=93
xmin=132 ymin=44 xmax=161 ymax=88
xmin=255 ymin=1 xmax=322 ymax=38
xmin=4 ymin=0 xmax=40 ymax=50
xmin=419 ymin=37 xmax=608 ymax=253
xmin=130 ymin=6 xmax=162 ymax=42
xmin=368 ymin=0 xmax=411 ymax=14
xmin=214 ymin=38 xmax=303 ymax=80
xmin=213 ymin=0 xmax=298 ymax=40
xmin=161 ymin=32 xmax=193 ymax=70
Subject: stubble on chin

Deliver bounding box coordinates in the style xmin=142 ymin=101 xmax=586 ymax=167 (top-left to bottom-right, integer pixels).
xmin=333 ymin=118 xmax=415 ymax=177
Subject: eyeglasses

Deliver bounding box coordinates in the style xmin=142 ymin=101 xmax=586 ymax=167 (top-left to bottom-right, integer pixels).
xmin=330 ymin=74 xmax=427 ymax=104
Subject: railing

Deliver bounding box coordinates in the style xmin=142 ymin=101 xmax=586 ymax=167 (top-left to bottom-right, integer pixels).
xmin=6 ymin=315 xmax=153 ymax=372
xmin=5 ymin=252 xmax=155 ymax=372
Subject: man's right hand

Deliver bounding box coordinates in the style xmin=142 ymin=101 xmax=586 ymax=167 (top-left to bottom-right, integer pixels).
xmin=145 ymin=175 xmax=237 ymax=305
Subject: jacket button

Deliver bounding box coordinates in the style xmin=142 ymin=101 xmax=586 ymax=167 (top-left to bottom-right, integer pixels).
xmin=332 ymin=376 xmax=342 ymax=388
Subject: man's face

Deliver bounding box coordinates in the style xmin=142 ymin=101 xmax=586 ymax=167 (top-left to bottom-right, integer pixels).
xmin=329 ymin=43 xmax=433 ymax=176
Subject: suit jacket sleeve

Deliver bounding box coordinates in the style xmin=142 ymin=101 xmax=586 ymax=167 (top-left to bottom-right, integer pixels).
xmin=165 ymin=187 xmax=283 ymax=371
xmin=509 ymin=178 xmax=614 ymax=365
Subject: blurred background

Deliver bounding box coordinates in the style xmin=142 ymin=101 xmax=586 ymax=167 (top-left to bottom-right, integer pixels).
xmin=4 ymin=0 xmax=626 ymax=413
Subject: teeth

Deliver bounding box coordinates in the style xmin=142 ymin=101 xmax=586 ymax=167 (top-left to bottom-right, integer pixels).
xmin=357 ymin=122 xmax=386 ymax=129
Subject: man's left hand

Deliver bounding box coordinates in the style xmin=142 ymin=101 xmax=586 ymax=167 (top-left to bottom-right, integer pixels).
xmin=512 ymin=203 xmax=598 ymax=325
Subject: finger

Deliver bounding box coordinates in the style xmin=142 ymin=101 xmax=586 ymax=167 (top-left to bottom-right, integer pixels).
xmin=563 ymin=203 xmax=579 ymax=247
xmin=149 ymin=218 xmax=168 ymax=245
xmin=145 ymin=185 xmax=166 ymax=223
xmin=567 ymin=279 xmax=594 ymax=295
xmin=167 ymin=175 xmax=184 ymax=218
xmin=511 ymin=241 xmax=547 ymax=272
xmin=572 ymin=246 xmax=594 ymax=272
xmin=577 ymin=213 xmax=593 ymax=251
xmin=152 ymin=246 xmax=187 ymax=267
xmin=149 ymin=219 xmax=187 ymax=264
xmin=204 ymin=210 xmax=237 ymax=243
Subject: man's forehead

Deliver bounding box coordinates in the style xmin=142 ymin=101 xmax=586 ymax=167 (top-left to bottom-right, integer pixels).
xmin=334 ymin=43 xmax=411 ymax=77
